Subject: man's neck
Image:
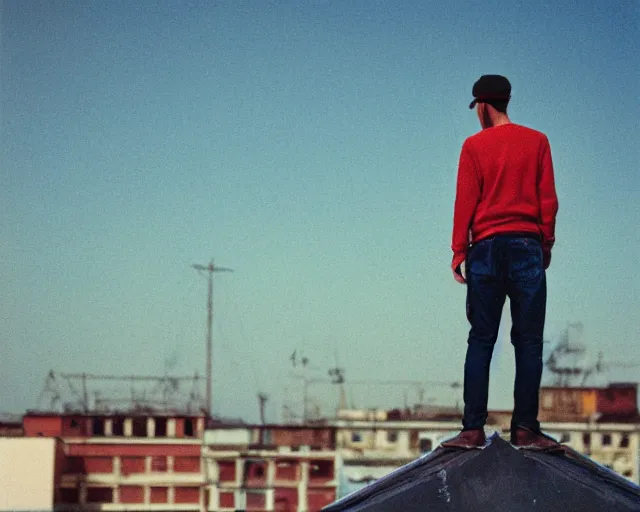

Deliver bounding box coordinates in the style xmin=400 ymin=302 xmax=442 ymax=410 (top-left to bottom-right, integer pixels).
xmin=488 ymin=113 xmax=511 ymax=127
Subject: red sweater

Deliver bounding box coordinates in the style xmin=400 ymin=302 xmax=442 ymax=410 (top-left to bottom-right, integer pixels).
xmin=451 ymin=123 xmax=559 ymax=271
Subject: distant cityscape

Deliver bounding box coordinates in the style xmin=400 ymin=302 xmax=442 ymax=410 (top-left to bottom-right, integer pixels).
xmin=1 ymin=323 xmax=639 ymax=511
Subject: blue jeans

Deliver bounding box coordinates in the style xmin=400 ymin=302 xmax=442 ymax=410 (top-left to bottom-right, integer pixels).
xmin=462 ymin=234 xmax=546 ymax=432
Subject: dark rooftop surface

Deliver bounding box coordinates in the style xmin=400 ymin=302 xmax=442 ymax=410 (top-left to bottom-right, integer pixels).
xmin=324 ymin=433 xmax=640 ymax=512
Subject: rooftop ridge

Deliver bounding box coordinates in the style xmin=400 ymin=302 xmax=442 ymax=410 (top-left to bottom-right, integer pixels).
xmin=324 ymin=434 xmax=640 ymax=512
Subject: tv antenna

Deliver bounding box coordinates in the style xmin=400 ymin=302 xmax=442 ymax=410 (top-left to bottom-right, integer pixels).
xmin=192 ymin=259 xmax=232 ymax=418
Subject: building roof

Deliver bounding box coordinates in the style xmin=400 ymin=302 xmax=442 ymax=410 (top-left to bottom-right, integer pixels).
xmin=0 ymin=413 xmax=22 ymax=423
xmin=541 ymin=382 xmax=638 ymax=391
xmin=24 ymin=410 xmax=206 ymax=419
xmin=323 ymin=433 xmax=640 ymax=512
xmin=596 ymin=413 xmax=640 ymax=424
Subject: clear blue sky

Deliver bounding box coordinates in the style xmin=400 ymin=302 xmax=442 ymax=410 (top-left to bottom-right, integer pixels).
xmin=2 ymin=1 xmax=638 ymax=423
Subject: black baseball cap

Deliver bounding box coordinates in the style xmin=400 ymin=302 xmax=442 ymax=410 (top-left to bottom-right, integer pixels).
xmin=469 ymin=75 xmax=511 ymax=109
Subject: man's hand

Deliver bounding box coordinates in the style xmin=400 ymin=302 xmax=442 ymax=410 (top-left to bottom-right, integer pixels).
xmin=453 ymin=263 xmax=466 ymax=284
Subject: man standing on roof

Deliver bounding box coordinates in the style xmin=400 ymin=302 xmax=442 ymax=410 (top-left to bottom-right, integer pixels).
xmin=443 ymin=75 xmax=560 ymax=450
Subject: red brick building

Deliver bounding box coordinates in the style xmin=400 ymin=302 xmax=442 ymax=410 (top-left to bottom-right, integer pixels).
xmin=18 ymin=413 xmax=339 ymax=511
xmin=23 ymin=411 xmax=206 ymax=510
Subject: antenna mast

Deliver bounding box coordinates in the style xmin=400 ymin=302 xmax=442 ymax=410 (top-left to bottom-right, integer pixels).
xmin=258 ymin=393 xmax=268 ymax=425
xmin=329 ymin=350 xmax=347 ymax=413
xmin=192 ymin=259 xmax=232 ymax=419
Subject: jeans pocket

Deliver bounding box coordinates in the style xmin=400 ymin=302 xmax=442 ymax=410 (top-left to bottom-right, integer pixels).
xmin=509 ymin=238 xmax=543 ymax=281
xmin=467 ymin=239 xmax=493 ymax=277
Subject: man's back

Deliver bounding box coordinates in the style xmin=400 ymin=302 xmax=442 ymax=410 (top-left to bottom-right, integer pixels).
xmin=451 ymin=123 xmax=558 ymax=272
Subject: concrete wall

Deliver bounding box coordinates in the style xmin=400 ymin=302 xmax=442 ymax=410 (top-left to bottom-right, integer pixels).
xmin=269 ymin=428 xmax=334 ymax=448
xmin=0 ymin=438 xmax=56 ymax=511
xmin=337 ymin=409 xmax=387 ymax=421
xmin=204 ymin=428 xmax=251 ymax=446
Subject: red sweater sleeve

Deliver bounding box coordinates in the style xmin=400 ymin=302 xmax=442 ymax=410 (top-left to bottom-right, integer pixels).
xmin=538 ymin=137 xmax=559 ymax=252
xmin=451 ymin=140 xmax=481 ymax=270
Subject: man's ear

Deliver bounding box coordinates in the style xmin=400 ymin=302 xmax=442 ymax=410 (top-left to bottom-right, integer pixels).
xmin=476 ymin=103 xmax=484 ymax=126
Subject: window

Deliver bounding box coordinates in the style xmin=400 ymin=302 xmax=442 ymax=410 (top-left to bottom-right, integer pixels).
xmin=59 ymin=487 xmax=80 ymax=503
xmin=275 ymin=488 xmax=298 ymax=511
xmin=309 ymin=460 xmax=333 ymax=483
xmin=119 ymin=486 xmax=144 ymax=504
xmin=155 ymin=417 xmax=167 ymax=437
xmin=184 ymin=418 xmax=195 ymax=437
xmin=64 ymin=457 xmax=86 ymax=474
xmin=307 ymin=489 xmax=335 ymax=511
xmin=351 ymin=432 xmax=362 ymax=443
xmin=559 ymin=433 xmax=570 ymax=443
xmin=174 ymin=486 xmax=200 ymax=504
xmin=85 ymin=457 xmax=113 ymax=473
xmin=92 ymin=418 xmax=105 ymax=436
xmin=620 ymin=434 xmax=630 ymax=448
xmin=419 ymin=438 xmax=433 ymax=453
xmin=112 ymin=417 xmax=124 ymax=436
xmin=218 ymin=461 xmax=236 ymax=481
xmin=387 ymin=431 xmax=398 ymax=443
xmin=174 ymin=456 xmax=200 ymax=473
xmin=276 ymin=461 xmax=298 ymax=480
xmin=247 ymin=491 xmax=266 ymax=510
xmin=86 ymin=487 xmax=113 ymax=503
xmin=121 ymin=457 xmax=145 ymax=475
xmin=132 ymin=417 xmax=147 ymax=437
xmin=602 ymin=434 xmax=612 ymax=446
xmin=582 ymin=433 xmax=591 ymax=446
xmin=542 ymin=393 xmax=553 ymax=409
xmin=150 ymin=456 xmax=167 ymax=472
xmin=219 ymin=492 xmax=235 ymax=508
xmin=150 ymin=487 xmax=168 ymax=504
xmin=245 ymin=460 xmax=266 ymax=482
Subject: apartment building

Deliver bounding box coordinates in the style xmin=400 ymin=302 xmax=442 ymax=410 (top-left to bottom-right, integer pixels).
xmin=22 ymin=411 xmax=206 ymax=510
xmin=203 ymin=425 xmax=339 ymax=511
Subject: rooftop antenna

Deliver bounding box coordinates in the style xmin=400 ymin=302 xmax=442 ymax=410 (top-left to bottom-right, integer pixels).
xmin=192 ymin=259 xmax=233 ymax=419
xmin=328 ymin=349 xmax=347 ymax=412
xmin=38 ymin=370 xmax=62 ymax=411
xmin=545 ymin=322 xmax=588 ymax=386
xmin=55 ymin=373 xmax=202 ymax=414
xmin=258 ymin=393 xmax=268 ymax=425
xmin=289 ymin=352 xmax=331 ymax=423
xmin=580 ymin=351 xmax=639 ymax=386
